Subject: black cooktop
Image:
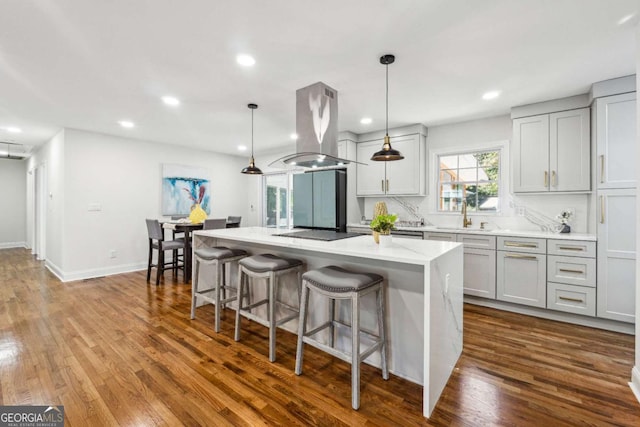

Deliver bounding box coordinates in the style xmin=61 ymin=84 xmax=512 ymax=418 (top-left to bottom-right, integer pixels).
xmin=275 ymin=230 xmax=360 ymax=241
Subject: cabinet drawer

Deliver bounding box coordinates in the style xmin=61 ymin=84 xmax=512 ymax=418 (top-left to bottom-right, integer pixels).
xmin=424 ymin=232 xmax=457 ymax=242
xmin=547 ymin=282 xmax=596 ymax=316
xmin=498 ymin=236 xmax=546 ymax=254
xmin=547 ymin=240 xmax=596 ymax=258
xmin=457 ymin=234 xmax=496 ymax=250
xmin=547 ymin=255 xmax=596 ymax=287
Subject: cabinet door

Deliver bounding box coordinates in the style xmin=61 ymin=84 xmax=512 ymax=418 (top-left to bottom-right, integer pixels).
xmin=312 ymin=170 xmax=336 ymax=228
xmin=356 ymin=140 xmax=386 ymax=196
xmin=596 ymin=92 xmax=637 ymax=189
xmin=463 ymin=247 xmax=496 ymax=299
xmin=597 ymin=188 xmax=636 ymax=323
xmin=497 ymin=251 xmax=546 ymax=307
xmin=512 ymin=115 xmax=550 ymax=192
xmin=385 ymin=134 xmax=423 ymax=195
xmin=549 ymin=108 xmax=590 ymax=191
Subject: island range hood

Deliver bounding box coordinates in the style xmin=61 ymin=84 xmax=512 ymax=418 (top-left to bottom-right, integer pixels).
xmin=269 ymin=82 xmax=361 ymax=169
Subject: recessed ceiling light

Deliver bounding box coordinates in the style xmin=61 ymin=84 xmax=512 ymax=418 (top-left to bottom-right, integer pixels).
xmin=118 ymin=120 xmax=135 ymax=128
xmin=618 ymin=14 xmax=635 ymax=25
xmin=482 ymin=90 xmax=501 ymax=100
xmin=290 ymin=133 xmax=298 ymax=140
xmin=237 ymin=145 xmax=247 ymax=151
xmin=162 ymin=96 xmax=180 ymax=106
xmin=360 ymin=117 xmax=372 ymax=125
xmin=4 ymin=126 xmax=22 ymax=133
xmin=237 ymin=54 xmax=256 ymax=67
xmin=311 ymin=165 xmax=318 ymax=169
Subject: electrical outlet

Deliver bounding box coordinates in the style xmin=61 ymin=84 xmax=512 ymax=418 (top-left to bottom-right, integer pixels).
xmin=517 ymin=207 xmax=526 ymax=216
xmin=109 ymin=250 xmax=117 ymax=259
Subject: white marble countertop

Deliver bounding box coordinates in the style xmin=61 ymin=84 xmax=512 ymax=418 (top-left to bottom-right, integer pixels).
xmin=193 ymin=226 xmax=461 ymax=265
xmin=346 ymin=223 xmax=597 ymax=242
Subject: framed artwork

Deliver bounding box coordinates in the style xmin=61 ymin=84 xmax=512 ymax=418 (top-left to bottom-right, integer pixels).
xmin=161 ymin=164 xmax=211 ymax=215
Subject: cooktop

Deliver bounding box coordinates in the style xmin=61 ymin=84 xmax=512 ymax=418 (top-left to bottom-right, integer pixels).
xmin=274 ymin=229 xmax=361 ymax=241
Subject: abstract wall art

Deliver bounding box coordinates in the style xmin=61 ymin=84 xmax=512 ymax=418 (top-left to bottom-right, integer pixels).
xmin=161 ymin=164 xmax=211 ymax=216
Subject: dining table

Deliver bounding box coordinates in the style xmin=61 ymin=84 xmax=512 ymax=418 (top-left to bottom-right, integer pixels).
xmin=161 ymin=220 xmax=241 ymax=283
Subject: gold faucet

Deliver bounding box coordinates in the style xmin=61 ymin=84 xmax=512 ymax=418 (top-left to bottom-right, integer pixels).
xmin=462 ymin=200 xmax=472 ymax=228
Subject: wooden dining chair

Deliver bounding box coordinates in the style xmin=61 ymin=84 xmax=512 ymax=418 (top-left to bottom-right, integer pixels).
xmin=145 ymin=219 xmax=185 ymax=285
xmin=203 ymin=218 xmax=227 ymax=230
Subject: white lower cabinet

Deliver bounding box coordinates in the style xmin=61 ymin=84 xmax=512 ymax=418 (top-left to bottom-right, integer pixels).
xmin=547 ymin=283 xmax=596 ymax=316
xmin=497 ymin=251 xmax=546 ymax=308
xmin=497 ymin=236 xmax=546 ymax=308
xmin=457 ymin=234 xmax=496 ymax=299
xmin=596 ymin=189 xmax=636 ymax=323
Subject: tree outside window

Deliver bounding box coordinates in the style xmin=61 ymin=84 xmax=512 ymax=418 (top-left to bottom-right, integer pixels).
xmin=438 ymin=150 xmax=500 ymax=212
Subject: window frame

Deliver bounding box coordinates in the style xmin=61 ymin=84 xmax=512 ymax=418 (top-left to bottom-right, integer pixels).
xmin=429 ymin=140 xmax=509 ymax=216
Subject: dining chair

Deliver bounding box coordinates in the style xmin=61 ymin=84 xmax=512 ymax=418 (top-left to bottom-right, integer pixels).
xmin=227 ymin=216 xmax=242 ymax=228
xmin=145 ymin=219 xmax=185 ymax=285
xmin=203 ymin=218 xmax=227 ymax=230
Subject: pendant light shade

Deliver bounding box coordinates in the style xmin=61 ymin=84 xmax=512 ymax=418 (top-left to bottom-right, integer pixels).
xmin=371 ymin=54 xmax=404 ymax=162
xmin=241 ymin=103 xmax=263 ymax=175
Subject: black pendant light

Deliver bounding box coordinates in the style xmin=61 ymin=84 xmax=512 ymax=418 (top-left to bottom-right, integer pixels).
xmin=371 ymin=54 xmax=404 ymax=161
xmin=241 ymin=103 xmax=263 ymax=175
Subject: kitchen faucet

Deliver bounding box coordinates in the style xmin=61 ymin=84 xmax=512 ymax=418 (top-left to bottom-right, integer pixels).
xmin=462 ymin=200 xmax=472 ymax=228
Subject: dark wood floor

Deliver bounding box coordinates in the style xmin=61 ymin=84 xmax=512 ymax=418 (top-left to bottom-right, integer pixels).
xmin=1 ymin=248 xmax=639 ymax=426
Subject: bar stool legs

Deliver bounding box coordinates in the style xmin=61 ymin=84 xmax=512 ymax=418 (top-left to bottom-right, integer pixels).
xmin=191 ymin=247 xmax=248 ymax=332
xmin=234 ymin=254 xmax=303 ymax=362
xmin=295 ymin=265 xmax=388 ymax=410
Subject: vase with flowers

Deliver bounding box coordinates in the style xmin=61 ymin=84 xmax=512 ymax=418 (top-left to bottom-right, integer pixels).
xmin=370 ymin=213 xmax=398 ymax=245
xmin=556 ymin=210 xmax=572 ymax=233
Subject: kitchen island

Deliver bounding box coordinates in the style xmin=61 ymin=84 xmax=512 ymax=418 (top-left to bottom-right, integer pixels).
xmin=192 ymin=227 xmax=463 ymax=417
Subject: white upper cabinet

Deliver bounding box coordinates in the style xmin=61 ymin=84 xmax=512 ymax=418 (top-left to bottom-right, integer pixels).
xmin=512 ymin=115 xmax=550 ymax=192
xmin=356 ymin=133 xmax=425 ymax=196
xmin=356 ymin=140 xmax=387 ymax=196
xmin=512 ymin=108 xmax=590 ymax=193
xmin=595 ymin=92 xmax=637 ymax=189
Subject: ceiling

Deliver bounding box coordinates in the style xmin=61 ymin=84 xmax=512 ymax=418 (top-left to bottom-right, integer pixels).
xmin=0 ymin=0 xmax=637 ymax=157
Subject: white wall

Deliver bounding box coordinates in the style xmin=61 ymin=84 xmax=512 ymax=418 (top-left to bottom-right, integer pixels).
xmin=0 ymin=158 xmax=27 ymax=248
xmin=632 ymin=22 xmax=640 ymax=404
xmin=26 ymin=130 xmax=66 ymax=269
xmin=56 ymin=128 xmax=249 ymax=280
xmin=361 ymin=114 xmax=590 ymax=233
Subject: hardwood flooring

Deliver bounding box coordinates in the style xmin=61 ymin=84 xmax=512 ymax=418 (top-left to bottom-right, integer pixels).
xmin=1 ymin=247 xmax=638 ymax=426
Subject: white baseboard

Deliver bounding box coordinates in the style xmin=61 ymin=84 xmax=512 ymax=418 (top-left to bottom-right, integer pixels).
xmin=465 ymin=296 xmax=635 ymax=335
xmin=630 ymin=366 xmax=640 ymax=404
xmin=45 ymin=261 xmax=147 ymax=282
xmin=0 ymin=241 xmax=27 ymax=249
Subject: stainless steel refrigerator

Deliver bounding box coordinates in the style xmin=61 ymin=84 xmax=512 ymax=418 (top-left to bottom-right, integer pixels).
xmin=292 ymin=169 xmax=347 ymax=232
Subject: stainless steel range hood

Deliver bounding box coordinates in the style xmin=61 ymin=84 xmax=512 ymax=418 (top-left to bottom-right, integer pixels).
xmin=269 ymin=82 xmax=361 ymax=169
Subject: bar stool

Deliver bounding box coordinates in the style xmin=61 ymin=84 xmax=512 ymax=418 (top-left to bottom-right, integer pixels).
xmin=234 ymin=253 xmax=304 ymax=362
xmin=294 ymin=265 xmax=388 ymax=410
xmin=191 ymin=246 xmax=248 ymax=332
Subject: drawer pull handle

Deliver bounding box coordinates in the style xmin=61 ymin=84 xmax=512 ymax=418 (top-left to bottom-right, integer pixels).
xmin=504 ymin=242 xmax=537 ymax=248
xmin=558 ymin=246 xmax=585 ymax=251
xmin=559 ymin=268 xmax=584 ymax=274
xmin=600 ymin=196 xmax=605 ymax=224
xmin=558 ymin=296 xmax=584 ymax=303
xmin=505 ymin=254 xmax=537 ymax=260
xmin=600 ymin=155 xmax=605 ymax=184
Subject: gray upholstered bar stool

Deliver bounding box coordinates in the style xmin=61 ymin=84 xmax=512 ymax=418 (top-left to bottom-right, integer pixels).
xmin=294 ymin=265 xmax=388 ymax=410
xmin=191 ymin=247 xmax=248 ymax=332
xmin=235 ymin=253 xmax=304 ymax=362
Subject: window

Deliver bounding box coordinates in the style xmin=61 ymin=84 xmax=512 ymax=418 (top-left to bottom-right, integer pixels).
xmin=263 ymin=173 xmax=293 ymax=227
xmin=437 ymin=150 xmax=500 ymax=213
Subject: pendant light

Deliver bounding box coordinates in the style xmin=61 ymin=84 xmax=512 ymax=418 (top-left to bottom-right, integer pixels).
xmin=241 ymin=103 xmax=263 ymax=175
xmin=371 ymin=54 xmax=404 ymax=161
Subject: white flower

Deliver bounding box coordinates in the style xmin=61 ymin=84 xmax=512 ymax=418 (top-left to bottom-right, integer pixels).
xmin=556 ymin=210 xmax=572 ymax=224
